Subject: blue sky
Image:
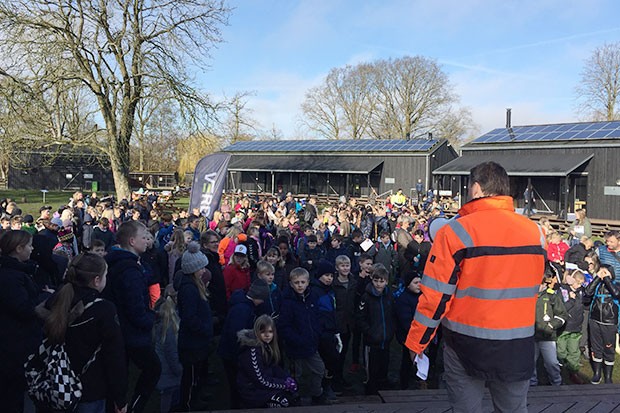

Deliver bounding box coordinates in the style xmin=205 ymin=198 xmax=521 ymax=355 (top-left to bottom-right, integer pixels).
xmin=200 ymin=0 xmax=620 ymax=139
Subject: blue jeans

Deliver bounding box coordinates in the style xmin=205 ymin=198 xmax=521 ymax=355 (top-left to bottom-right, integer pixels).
xmin=531 ymin=340 xmax=561 ymax=386
xmin=75 ymin=399 xmax=106 ymax=413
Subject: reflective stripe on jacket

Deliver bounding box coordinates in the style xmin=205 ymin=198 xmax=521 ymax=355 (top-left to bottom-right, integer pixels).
xmin=405 ymin=196 xmax=546 ymax=381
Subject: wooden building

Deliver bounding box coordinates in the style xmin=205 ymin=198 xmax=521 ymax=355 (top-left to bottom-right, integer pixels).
xmin=433 ymin=120 xmax=620 ymax=220
xmin=223 ymin=138 xmax=457 ymax=199
xmin=6 ymin=147 xmax=114 ymax=192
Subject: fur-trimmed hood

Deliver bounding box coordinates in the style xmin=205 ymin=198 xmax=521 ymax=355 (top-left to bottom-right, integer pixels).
xmin=237 ymin=328 xmax=260 ymax=347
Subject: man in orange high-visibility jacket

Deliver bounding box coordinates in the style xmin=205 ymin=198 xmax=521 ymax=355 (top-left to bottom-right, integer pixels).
xmin=406 ymin=162 xmax=546 ymax=413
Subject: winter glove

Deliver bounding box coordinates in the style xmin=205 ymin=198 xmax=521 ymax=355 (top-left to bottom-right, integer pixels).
xmin=284 ymin=376 xmax=298 ymax=392
xmin=335 ymin=333 xmax=343 ymax=353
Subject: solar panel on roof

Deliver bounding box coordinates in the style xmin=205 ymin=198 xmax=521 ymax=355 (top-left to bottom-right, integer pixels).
xmin=470 ymin=121 xmax=620 ymax=144
xmin=224 ymin=138 xmax=438 ymax=153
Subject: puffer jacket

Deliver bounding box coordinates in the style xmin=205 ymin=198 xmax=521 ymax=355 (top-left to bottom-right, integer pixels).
xmin=584 ymin=265 xmax=620 ymax=325
xmin=174 ymin=273 xmax=213 ymax=352
xmin=311 ymin=278 xmax=338 ymax=338
xmin=278 ymin=286 xmax=322 ymax=359
xmin=103 ymin=247 xmax=155 ymax=348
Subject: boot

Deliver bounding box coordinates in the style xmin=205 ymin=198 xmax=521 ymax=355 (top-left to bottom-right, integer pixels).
xmin=604 ymin=364 xmax=614 ymax=384
xmin=591 ymin=361 xmax=603 ymax=384
xmin=321 ymin=378 xmax=338 ymax=400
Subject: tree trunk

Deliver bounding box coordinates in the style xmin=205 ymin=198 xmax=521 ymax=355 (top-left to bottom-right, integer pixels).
xmin=108 ymin=132 xmax=132 ymax=200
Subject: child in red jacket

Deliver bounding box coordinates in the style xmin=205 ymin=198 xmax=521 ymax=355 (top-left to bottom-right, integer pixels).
xmin=224 ymin=244 xmax=251 ymax=300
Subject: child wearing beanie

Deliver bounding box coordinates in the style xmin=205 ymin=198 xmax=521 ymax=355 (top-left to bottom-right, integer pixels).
xmin=175 ymin=241 xmax=213 ymax=410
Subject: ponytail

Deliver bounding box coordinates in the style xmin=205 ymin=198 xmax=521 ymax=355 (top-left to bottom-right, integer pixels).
xmin=43 ymin=252 xmax=107 ymax=344
xmin=44 ymin=283 xmax=75 ymax=345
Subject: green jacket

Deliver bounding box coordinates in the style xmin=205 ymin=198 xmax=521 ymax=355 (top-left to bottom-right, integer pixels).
xmin=535 ymin=287 xmax=569 ymax=341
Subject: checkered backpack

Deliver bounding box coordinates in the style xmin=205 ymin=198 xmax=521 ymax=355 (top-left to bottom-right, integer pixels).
xmin=24 ymin=298 xmax=102 ymax=410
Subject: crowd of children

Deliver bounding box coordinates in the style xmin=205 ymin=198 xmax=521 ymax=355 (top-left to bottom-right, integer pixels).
xmin=2 ymin=188 xmax=620 ymax=412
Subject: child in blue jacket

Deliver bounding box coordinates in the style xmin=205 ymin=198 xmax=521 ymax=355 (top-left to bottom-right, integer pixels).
xmin=394 ymin=271 xmax=421 ymax=390
xmin=278 ymin=267 xmax=331 ymax=405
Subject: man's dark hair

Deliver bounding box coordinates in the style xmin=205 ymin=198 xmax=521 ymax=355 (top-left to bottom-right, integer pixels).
xmin=469 ymin=162 xmax=510 ymax=196
xmin=605 ymin=230 xmax=620 ymax=239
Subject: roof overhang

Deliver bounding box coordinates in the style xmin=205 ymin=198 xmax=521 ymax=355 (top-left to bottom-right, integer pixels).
xmin=228 ymin=154 xmax=384 ymax=174
xmin=433 ymin=153 xmax=594 ymax=177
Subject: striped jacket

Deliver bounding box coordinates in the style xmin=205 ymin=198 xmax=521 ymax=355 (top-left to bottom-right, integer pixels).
xmin=405 ymin=196 xmax=546 ymax=381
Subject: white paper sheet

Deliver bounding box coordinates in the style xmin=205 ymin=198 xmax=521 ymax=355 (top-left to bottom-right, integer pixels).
xmin=360 ymin=238 xmax=374 ymax=252
xmin=415 ymin=353 xmax=430 ymax=380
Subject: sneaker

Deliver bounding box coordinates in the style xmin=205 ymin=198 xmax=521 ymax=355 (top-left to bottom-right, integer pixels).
xmin=348 ymin=363 xmax=361 ymax=373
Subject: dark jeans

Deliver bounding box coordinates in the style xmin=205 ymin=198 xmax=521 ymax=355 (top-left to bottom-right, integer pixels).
xmin=399 ymin=344 xmax=415 ymax=389
xmin=351 ymin=328 xmax=362 ymax=364
xmin=318 ymin=336 xmax=339 ymax=377
xmin=335 ymin=331 xmax=352 ymax=381
xmin=364 ymin=345 xmax=390 ymax=395
xmin=126 ymin=345 xmax=162 ymax=413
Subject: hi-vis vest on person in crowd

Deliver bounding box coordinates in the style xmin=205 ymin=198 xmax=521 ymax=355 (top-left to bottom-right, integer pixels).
xmin=406 ymin=195 xmax=546 ymax=382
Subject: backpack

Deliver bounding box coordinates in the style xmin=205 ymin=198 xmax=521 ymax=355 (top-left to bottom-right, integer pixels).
xmin=24 ymin=298 xmax=102 ymax=410
xmin=589 ymin=283 xmax=620 ymax=333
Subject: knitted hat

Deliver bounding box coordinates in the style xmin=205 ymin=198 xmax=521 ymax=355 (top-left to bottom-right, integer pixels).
xmin=51 ymin=216 xmax=63 ymax=227
xmin=402 ymin=270 xmax=422 ymax=289
xmin=58 ymin=227 xmax=74 ymax=242
xmin=182 ymin=241 xmax=209 ymax=274
xmin=315 ymin=259 xmax=336 ymax=278
xmin=247 ymin=278 xmax=270 ymax=301
xmin=23 ymin=214 xmax=34 ymax=224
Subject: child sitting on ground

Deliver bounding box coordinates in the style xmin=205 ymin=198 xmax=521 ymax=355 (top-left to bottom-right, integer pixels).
xmin=237 ymin=315 xmax=298 ymax=408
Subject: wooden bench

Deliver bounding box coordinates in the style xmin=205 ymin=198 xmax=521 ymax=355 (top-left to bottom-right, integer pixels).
xmin=205 ymin=385 xmax=620 ymax=412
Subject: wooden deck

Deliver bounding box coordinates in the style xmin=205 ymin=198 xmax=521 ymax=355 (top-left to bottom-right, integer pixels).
xmin=207 ymin=384 xmax=620 ymax=412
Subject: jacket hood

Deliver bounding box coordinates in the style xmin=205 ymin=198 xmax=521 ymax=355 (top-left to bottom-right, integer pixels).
xmin=237 ymin=329 xmax=260 ymax=347
xmin=229 ymin=288 xmax=252 ymax=306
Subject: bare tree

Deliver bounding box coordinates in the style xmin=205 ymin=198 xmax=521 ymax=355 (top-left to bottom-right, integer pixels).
xmin=132 ymin=94 xmax=183 ymax=172
xmin=0 ymin=0 xmax=230 ymax=199
xmin=433 ymin=107 xmax=479 ymax=147
xmin=300 ymin=56 xmax=468 ymax=141
xmin=575 ymin=42 xmax=620 ymax=121
xmin=300 ymin=80 xmax=343 ymax=140
xmin=220 ymin=91 xmax=259 ymax=144
xmin=370 ymin=56 xmax=455 ymax=139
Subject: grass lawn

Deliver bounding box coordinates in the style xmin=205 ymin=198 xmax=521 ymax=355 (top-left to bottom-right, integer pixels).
xmin=0 ymin=190 xmax=76 ymax=217
xmin=0 ymin=190 xmax=191 ymax=216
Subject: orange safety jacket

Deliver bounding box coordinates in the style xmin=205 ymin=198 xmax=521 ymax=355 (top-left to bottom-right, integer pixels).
xmin=405 ymin=195 xmax=546 ymax=382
